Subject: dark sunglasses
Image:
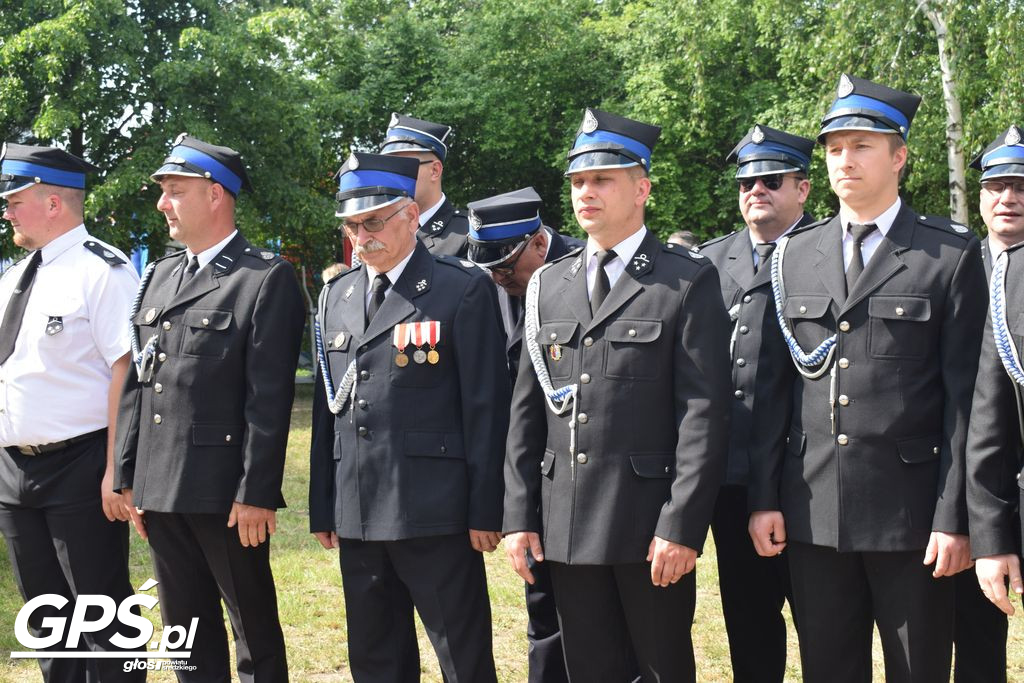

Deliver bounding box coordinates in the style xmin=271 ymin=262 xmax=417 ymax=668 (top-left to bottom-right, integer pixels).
xmin=738 ymin=174 xmax=785 ymax=192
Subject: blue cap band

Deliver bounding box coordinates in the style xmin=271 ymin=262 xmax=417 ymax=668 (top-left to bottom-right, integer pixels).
xmin=172 ymin=145 xmax=242 ymax=195
xmin=572 ymin=130 xmax=652 ymax=168
xmin=1 ymin=160 xmax=86 ymax=189
xmin=384 ymin=127 xmax=446 ymax=158
xmin=827 ymin=94 xmax=910 ymax=133
xmin=738 ymin=141 xmax=810 ymax=167
xmin=469 ymin=215 xmax=542 ymax=241
xmin=982 ymin=145 xmax=1024 ymax=168
xmin=338 ymin=169 xmax=416 ymax=196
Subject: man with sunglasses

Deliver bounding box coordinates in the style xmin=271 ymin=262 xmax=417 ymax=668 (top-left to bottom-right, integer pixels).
xmin=961 ymin=125 xmax=1024 ymax=683
xmin=466 ymin=187 xmax=581 ymax=683
xmin=503 ymin=108 xmax=731 ymax=681
xmin=379 ymin=113 xmax=471 ymax=257
xmin=698 ymin=124 xmax=816 ymax=683
xmin=308 ymin=152 xmax=510 ymax=682
xmin=748 ymin=75 xmax=987 ymax=682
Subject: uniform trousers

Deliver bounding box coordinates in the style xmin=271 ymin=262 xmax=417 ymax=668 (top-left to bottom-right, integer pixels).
xmin=547 ymin=560 xmax=695 ymax=683
xmin=0 ymin=432 xmax=144 ymax=683
xmin=710 ymin=485 xmax=793 ymax=683
xmin=337 ymin=534 xmax=497 ymax=683
xmin=525 ymin=555 xmax=569 ymax=683
xmin=144 ymin=512 xmax=288 ymax=683
xmin=788 ymin=541 xmax=954 ymax=683
xmin=953 ymin=567 xmax=1008 ymax=683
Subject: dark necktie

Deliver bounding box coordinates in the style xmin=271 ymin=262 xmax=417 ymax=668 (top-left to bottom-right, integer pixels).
xmin=366 ymin=273 xmax=390 ymax=324
xmin=590 ymin=249 xmax=617 ymax=315
xmin=177 ymin=255 xmax=200 ymax=293
xmin=846 ymin=223 xmax=877 ymax=294
xmin=0 ymin=250 xmax=42 ymax=365
xmin=754 ymin=242 xmax=777 ymax=274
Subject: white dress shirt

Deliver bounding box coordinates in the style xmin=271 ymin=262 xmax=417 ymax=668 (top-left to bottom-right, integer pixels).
xmin=839 ymin=198 xmax=901 ymax=271
xmin=0 ymin=225 xmax=140 ymax=447
xmin=748 ymin=215 xmax=803 ymax=270
xmin=585 ymin=225 xmax=648 ymax=298
xmin=185 ymin=229 xmax=238 ymax=272
xmin=419 ymin=193 xmax=447 ymax=227
xmin=364 ymin=247 xmax=416 ymax=313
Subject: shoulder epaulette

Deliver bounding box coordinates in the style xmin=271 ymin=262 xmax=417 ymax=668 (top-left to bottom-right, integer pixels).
xmin=917 ymin=214 xmax=974 ymax=239
xmin=790 ymin=216 xmax=832 ymax=236
xmin=552 ymin=245 xmax=584 ymax=264
xmin=436 ymin=254 xmax=482 ymax=272
xmin=663 ymin=242 xmax=707 ymax=261
xmin=241 ymin=246 xmax=281 ymax=261
xmin=83 ymin=240 xmax=127 ymax=265
xmin=697 ymin=230 xmax=740 ymax=250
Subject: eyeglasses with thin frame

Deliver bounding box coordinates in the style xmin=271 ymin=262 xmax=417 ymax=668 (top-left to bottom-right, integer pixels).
xmin=340 ymin=203 xmax=410 ymax=234
xmin=488 ymin=239 xmax=531 ymax=277
xmin=981 ymin=179 xmax=1024 ymax=196
xmin=738 ymin=174 xmax=786 ymax=193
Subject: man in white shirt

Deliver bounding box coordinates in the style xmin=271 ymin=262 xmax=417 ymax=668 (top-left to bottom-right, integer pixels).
xmin=0 ymin=143 xmax=142 ymax=682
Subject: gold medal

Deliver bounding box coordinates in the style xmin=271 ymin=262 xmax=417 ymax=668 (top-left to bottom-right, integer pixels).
xmin=413 ymin=349 xmax=427 ymax=364
xmin=427 ymin=349 xmax=439 ymax=364
xmin=395 ymin=352 xmax=409 ymax=367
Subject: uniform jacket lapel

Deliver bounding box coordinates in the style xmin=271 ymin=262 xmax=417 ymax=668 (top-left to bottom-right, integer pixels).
xmin=337 ymin=268 xmax=368 ymax=336
xmin=361 ymin=243 xmax=430 ymax=343
xmin=559 ymin=249 xmax=592 ymax=329
xmin=813 ymin=217 xmax=848 ymax=309
xmin=841 ymin=204 xmax=914 ymax=314
xmin=725 ymin=227 xmax=756 ymax=292
xmin=586 ymin=231 xmax=659 ymax=332
xmin=166 ymin=232 xmax=248 ymax=310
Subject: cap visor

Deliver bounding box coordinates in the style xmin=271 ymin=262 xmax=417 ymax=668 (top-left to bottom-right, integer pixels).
xmin=981 ymin=164 xmax=1024 ymax=181
xmin=335 ymin=194 xmax=406 ymax=219
xmin=467 ymin=238 xmax=528 ymax=268
xmin=380 ymin=141 xmax=437 ymax=156
xmin=565 ymin=152 xmax=641 ymax=175
xmin=735 ymin=161 xmax=803 ymax=179
xmin=150 ymin=163 xmax=207 ymax=183
xmin=0 ymin=179 xmax=36 ymax=198
xmin=818 ymin=116 xmax=901 ymax=143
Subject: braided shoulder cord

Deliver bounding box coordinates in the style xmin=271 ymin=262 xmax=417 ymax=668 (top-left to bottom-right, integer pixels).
xmin=128 ymin=262 xmax=159 ymax=381
xmin=770 ymin=236 xmax=837 ymax=379
xmin=990 ymin=251 xmax=1024 ymax=387
xmin=314 ymin=282 xmax=358 ymax=415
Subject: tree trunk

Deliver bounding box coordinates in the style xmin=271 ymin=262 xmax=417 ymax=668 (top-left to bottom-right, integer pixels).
xmin=922 ymin=0 xmax=968 ymax=225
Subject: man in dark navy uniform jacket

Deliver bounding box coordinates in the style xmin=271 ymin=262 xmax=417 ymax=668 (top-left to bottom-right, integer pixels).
xmin=699 ymin=123 xmax=816 ymax=683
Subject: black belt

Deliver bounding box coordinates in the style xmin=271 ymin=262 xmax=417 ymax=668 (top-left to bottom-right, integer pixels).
xmin=10 ymin=429 xmax=107 ymax=456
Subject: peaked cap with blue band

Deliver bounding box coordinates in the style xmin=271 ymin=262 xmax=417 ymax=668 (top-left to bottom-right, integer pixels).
xmin=151 ymin=133 xmax=252 ymax=197
xmin=566 ymin=108 xmax=661 ymax=175
xmin=970 ymin=125 xmax=1024 ymax=180
xmin=466 ymin=187 xmax=544 ymax=267
xmin=818 ymin=74 xmax=921 ymax=142
xmin=335 ymin=152 xmax=418 ymax=218
xmin=727 ymin=124 xmax=815 ymax=179
xmin=379 ymin=113 xmax=452 ymax=161
xmin=0 ymin=143 xmax=99 ymax=198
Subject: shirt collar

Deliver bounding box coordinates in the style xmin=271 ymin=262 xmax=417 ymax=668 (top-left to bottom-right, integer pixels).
xmin=418 ymin=193 xmax=447 ymax=226
xmin=586 ymin=225 xmax=648 ymax=268
xmin=840 ymin=197 xmax=901 ymax=238
xmin=366 ymin=244 xmax=416 ymax=286
xmin=747 ymin=214 xmax=803 ymax=252
xmin=186 ymin=229 xmax=238 ymax=271
xmin=39 ymin=224 xmax=88 ymax=265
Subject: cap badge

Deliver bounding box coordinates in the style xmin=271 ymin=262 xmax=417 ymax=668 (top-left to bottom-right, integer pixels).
xmin=469 ymin=213 xmax=483 ymax=230
xmin=837 ymin=74 xmax=854 ymax=98
xmin=348 ymin=154 xmax=359 ymax=171
xmin=1007 ymin=126 xmax=1022 ymax=146
xmin=389 ymin=113 xmax=399 ymax=129
xmin=173 ymin=132 xmax=188 ymax=146
xmin=581 ymin=109 xmax=599 ymax=134
xmin=751 ymin=126 xmax=765 ymax=144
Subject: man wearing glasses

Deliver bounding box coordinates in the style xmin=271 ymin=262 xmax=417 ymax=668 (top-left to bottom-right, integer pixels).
xmin=379 ymin=113 xmax=471 ymax=257
xmin=466 ymin=187 xmax=581 ymax=683
xmin=308 ymin=152 xmax=510 ymax=682
xmin=698 ymin=124 xmax=816 ymax=682
xmin=962 ymin=125 xmax=1024 ymax=683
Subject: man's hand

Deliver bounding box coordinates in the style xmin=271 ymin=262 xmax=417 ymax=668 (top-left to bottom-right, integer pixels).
xmin=313 ymin=531 xmax=339 ymax=550
xmin=647 ymin=537 xmax=697 ymax=587
xmin=504 ymin=531 xmax=544 ymax=584
xmin=749 ymin=510 xmax=787 ymax=557
xmin=121 ymin=489 xmax=147 ymax=540
xmin=227 ymin=502 xmax=276 ymax=547
xmin=923 ymin=532 xmax=972 ymax=577
xmin=469 ymin=529 xmax=501 ymax=553
xmin=100 ymin=468 xmax=130 ymax=523
xmin=976 ymin=554 xmax=1023 ymax=616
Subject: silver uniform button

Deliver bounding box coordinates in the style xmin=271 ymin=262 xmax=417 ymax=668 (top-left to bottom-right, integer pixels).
xmin=736 ymin=358 xmax=746 ymax=367
xmin=202 ymin=318 xmax=210 ymax=326
xmin=933 ymin=446 xmax=940 ymax=455
xmin=154 ymin=383 xmax=163 ymax=393
xmin=577 ymin=413 xmax=589 ymax=424
xmin=743 ymin=295 xmax=752 ymax=303
xmin=739 ymin=325 xmax=749 ymax=334
xmin=734 ymin=389 xmax=745 ymax=399
xmin=154 ymin=414 xmax=162 ymax=424
xmin=158 ymin=352 xmax=167 ymax=362
xmin=576 ymin=453 xmax=588 ymax=464
xmin=895 ymin=307 xmax=905 ymax=316
xmin=837 ymin=434 xmax=849 ymax=446
xmin=799 ymin=305 xmax=807 ymax=314
xmin=838 ymin=358 xmax=849 ymax=369
xmin=839 ymin=321 xmax=850 ymax=332
xmin=549 ymin=332 xmax=557 ymax=341
xmin=225 ymin=434 xmax=232 ymax=442
xmin=162 ymin=321 xmax=172 ymax=331
xmin=627 ymin=329 xmax=637 ymax=337
xmin=580 ymin=373 xmax=591 ymax=384
xmin=838 ymin=394 xmax=849 ymax=406
xmin=583 ymin=337 xmax=594 ymax=347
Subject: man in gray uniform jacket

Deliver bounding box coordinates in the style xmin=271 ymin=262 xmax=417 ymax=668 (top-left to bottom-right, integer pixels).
xmin=503 ymin=108 xmax=731 ymax=682
xmin=748 ymin=75 xmax=987 ymax=683
xmin=115 ymin=134 xmax=304 ymax=682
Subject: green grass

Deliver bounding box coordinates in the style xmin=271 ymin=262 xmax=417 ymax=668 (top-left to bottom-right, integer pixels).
xmin=0 ymin=384 xmax=1022 ymax=681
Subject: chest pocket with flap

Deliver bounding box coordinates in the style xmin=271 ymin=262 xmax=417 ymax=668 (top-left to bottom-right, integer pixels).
xmin=536 ymin=320 xmax=578 ymax=380
xmin=181 ymin=309 xmax=233 ymax=358
xmin=867 ymin=295 xmax=931 ymax=360
xmin=604 ymin=319 xmax=662 ymax=380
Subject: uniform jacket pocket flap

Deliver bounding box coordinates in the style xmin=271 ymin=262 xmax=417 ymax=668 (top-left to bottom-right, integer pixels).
xmin=192 ymin=423 xmax=245 ymax=446
xmin=536 ymin=321 xmax=578 ymax=345
xmin=630 ymin=453 xmax=675 ymax=478
xmin=404 ymin=431 xmax=465 ymax=459
xmin=542 ymin=449 xmax=555 ymax=476
xmin=868 ymin=295 xmax=930 ymax=322
xmin=133 ymin=306 xmax=163 ymax=326
xmin=783 ymin=295 xmax=831 ymax=319
xmin=605 ymin=320 xmax=662 ymax=343
xmin=897 ymin=435 xmax=941 ymax=464
xmin=183 ymin=309 xmax=232 ymax=330
xmin=324 ymin=329 xmax=352 ymax=351
xmin=785 ymin=428 xmax=806 ymax=457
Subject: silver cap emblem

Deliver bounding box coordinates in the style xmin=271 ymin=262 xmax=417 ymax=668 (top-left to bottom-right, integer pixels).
xmin=751 ymin=126 xmax=765 ymax=144
xmin=173 ymin=132 xmax=188 ymax=146
xmin=389 ymin=113 xmax=399 ymax=129
xmin=1007 ymin=126 xmax=1022 ymax=146
xmin=348 ymin=154 xmax=359 ymax=171
xmin=837 ymin=74 xmax=854 ymax=98
xmin=581 ymin=109 xmax=599 ymax=134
